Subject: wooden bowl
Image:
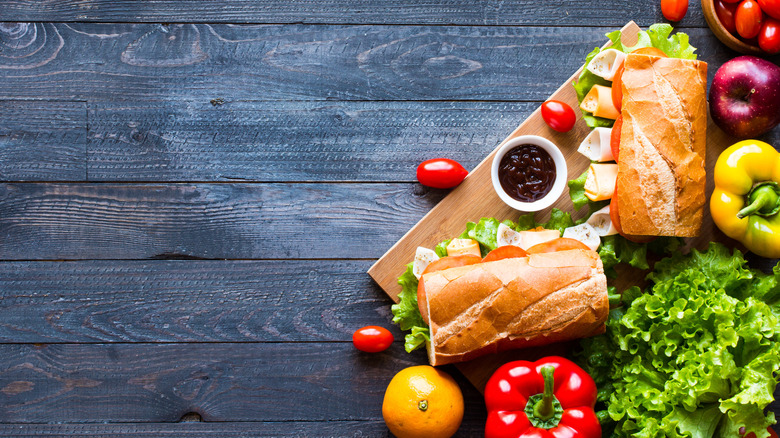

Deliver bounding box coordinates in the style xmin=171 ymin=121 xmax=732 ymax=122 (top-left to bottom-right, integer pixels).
xmin=701 ymin=0 xmax=765 ymax=55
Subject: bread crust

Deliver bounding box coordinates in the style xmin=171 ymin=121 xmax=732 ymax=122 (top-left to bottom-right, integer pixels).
xmin=419 ymin=249 xmax=608 ymax=366
xmin=617 ymin=54 xmax=707 ymax=237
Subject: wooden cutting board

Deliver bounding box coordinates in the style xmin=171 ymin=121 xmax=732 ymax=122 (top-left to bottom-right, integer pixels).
xmin=368 ymin=21 xmax=736 ymax=391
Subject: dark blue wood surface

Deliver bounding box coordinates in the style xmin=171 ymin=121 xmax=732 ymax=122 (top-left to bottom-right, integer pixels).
xmin=1 ymin=1 xmax=779 ymax=436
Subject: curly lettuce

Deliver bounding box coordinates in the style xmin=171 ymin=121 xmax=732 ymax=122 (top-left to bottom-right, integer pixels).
xmin=391 ymin=264 xmax=430 ymax=352
xmin=576 ymin=243 xmax=780 ymax=438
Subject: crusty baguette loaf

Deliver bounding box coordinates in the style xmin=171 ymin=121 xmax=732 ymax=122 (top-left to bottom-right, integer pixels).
xmin=617 ymin=54 xmax=707 ymax=237
xmin=417 ymin=249 xmax=608 ymax=366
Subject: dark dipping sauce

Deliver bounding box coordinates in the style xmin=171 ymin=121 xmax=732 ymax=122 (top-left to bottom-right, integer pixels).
xmin=498 ymin=144 xmax=556 ymax=202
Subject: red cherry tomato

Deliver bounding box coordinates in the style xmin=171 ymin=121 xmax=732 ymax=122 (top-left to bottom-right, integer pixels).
xmin=759 ymin=17 xmax=780 ymax=53
xmin=757 ymin=0 xmax=780 ymax=18
xmin=611 ymin=114 xmax=622 ymax=163
xmin=723 ymin=0 xmax=742 ymax=3
xmin=540 ymin=100 xmax=577 ymax=133
xmin=482 ymin=245 xmax=528 ymax=262
xmin=526 ymin=238 xmax=590 ymax=254
xmin=716 ymin=0 xmax=740 ymax=34
xmin=352 ymin=326 xmax=394 ymax=353
xmin=736 ymin=0 xmax=765 ymax=39
xmin=416 ymin=158 xmax=468 ymax=189
xmin=661 ymin=0 xmax=689 ymax=21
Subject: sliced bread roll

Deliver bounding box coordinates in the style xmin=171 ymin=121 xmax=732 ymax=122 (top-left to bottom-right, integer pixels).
xmin=417 ymin=249 xmax=608 ymax=366
xmin=617 ymin=54 xmax=707 ymax=237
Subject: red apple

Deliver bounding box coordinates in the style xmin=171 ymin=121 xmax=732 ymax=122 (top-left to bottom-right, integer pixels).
xmin=709 ymin=55 xmax=780 ymax=138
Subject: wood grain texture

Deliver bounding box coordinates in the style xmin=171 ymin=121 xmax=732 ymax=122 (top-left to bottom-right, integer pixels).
xmin=0 ymin=24 xmax=734 ymax=102
xmin=0 ymin=183 xmax=445 ymax=260
xmin=87 ymin=101 xmax=529 ymax=182
xmin=0 ymin=1 xmax=704 ymax=26
xmin=0 ymin=101 xmax=86 ymax=181
xmin=0 ymin=6 xmax=777 ymax=435
xmin=0 ymin=343 xmax=486 ymax=423
xmin=4 ymin=97 xmax=778 ymax=184
xmin=0 ymin=421 xmax=485 ymax=437
xmin=0 ymin=260 xmax=396 ymax=343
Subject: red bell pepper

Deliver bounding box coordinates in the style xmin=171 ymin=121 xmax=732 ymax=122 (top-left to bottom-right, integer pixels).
xmin=484 ymin=356 xmax=601 ymax=438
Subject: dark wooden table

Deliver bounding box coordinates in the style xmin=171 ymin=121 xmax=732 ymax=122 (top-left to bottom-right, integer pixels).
xmin=1 ymin=2 xmax=779 ymax=436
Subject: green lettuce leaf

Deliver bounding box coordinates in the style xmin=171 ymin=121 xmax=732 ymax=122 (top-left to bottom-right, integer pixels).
xmin=391 ymin=263 xmax=429 ymax=352
xmin=544 ymin=209 xmax=576 ymax=234
xmin=515 ymin=208 xmax=575 ymax=234
xmin=465 ymin=217 xmax=504 ymax=255
xmin=516 ymin=213 xmax=537 ymax=231
xmin=667 ymin=403 xmax=722 ymax=438
xmin=597 ymin=235 xmax=648 ymax=278
xmin=577 ymin=243 xmax=780 ymax=437
xmin=628 ymin=23 xmax=698 ymax=60
xmin=568 ymin=169 xmax=591 ymax=210
xmin=434 ymin=239 xmax=450 ymax=257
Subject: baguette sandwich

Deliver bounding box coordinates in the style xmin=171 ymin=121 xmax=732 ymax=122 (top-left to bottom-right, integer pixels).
xmin=575 ymin=24 xmax=707 ymax=238
xmin=416 ymin=249 xmax=608 ymax=366
xmin=616 ymin=54 xmax=707 ymax=237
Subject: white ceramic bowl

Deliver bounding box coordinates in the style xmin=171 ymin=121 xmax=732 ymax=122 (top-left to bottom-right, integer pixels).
xmin=490 ymin=135 xmax=567 ymax=212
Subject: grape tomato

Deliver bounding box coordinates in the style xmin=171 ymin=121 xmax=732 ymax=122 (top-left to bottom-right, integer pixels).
xmin=759 ymin=17 xmax=780 ymax=53
xmin=736 ymin=0 xmax=765 ymax=39
xmin=540 ymin=100 xmax=577 ymax=133
xmin=416 ymin=158 xmax=468 ymax=189
xmin=661 ymin=0 xmax=689 ymax=21
xmin=715 ymin=0 xmax=740 ymax=34
xmin=353 ymin=326 xmax=394 ymax=353
xmin=757 ymin=0 xmax=780 ymax=19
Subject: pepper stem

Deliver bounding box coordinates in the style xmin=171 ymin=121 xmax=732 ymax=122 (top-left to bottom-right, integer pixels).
xmin=737 ymin=182 xmax=780 ymax=219
xmin=534 ymin=365 xmax=556 ymax=419
xmin=524 ymin=365 xmax=564 ymax=429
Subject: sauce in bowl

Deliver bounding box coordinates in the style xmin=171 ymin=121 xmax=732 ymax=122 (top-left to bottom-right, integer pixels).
xmin=497 ymin=144 xmax=556 ymax=202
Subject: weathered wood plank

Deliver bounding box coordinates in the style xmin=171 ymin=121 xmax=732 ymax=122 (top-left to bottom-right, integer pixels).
xmin=9 ymin=98 xmax=780 ymax=185
xmin=0 ymin=342 xmax=776 ymax=427
xmin=0 ymin=24 xmax=731 ymax=102
xmin=0 ymin=101 xmax=86 ymax=181
xmin=0 ymin=421 xmax=486 ymax=437
xmin=0 ymin=343 xmax=486 ymax=424
xmin=0 ymin=260 xmax=397 ymax=343
xmin=0 ymin=183 xmax=444 ymax=260
xmin=0 ymin=1 xmax=705 ymax=26
xmin=2 ymin=181 xmax=778 ymax=265
xmin=87 ymin=101 xmax=527 ymax=182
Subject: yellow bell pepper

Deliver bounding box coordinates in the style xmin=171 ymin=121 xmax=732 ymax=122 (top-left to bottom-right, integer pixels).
xmin=711 ymin=140 xmax=780 ymax=258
